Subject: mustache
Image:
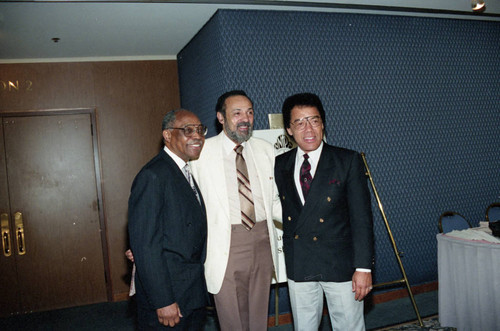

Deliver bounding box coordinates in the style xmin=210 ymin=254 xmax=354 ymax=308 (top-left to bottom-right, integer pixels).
xmin=236 ymin=122 xmax=252 ymax=128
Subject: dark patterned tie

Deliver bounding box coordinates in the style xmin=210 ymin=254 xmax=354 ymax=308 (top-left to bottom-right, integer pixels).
xmin=235 ymin=145 xmax=255 ymax=230
xmin=183 ymin=164 xmax=200 ymax=204
xmin=300 ymin=153 xmax=312 ymax=199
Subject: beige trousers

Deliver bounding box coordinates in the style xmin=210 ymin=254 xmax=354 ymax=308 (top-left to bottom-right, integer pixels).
xmin=214 ymin=221 xmax=273 ymax=331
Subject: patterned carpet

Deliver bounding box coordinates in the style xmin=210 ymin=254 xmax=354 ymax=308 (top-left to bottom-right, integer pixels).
xmin=377 ymin=315 xmax=456 ymax=331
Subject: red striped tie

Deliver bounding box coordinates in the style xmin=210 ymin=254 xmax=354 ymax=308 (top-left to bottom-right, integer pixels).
xmin=235 ymin=145 xmax=255 ymax=230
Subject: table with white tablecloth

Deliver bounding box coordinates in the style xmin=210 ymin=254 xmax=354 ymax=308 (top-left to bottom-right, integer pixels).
xmin=437 ymin=229 xmax=500 ymax=331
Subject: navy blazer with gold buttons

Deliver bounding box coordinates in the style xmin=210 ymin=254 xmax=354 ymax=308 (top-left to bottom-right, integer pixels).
xmin=275 ymin=143 xmax=374 ymax=282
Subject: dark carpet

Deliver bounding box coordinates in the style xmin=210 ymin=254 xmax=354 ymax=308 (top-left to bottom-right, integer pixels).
xmin=377 ymin=315 xmax=456 ymax=331
xmin=0 ymin=291 xmax=448 ymax=330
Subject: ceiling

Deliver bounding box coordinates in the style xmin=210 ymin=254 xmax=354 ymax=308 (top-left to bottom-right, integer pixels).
xmin=1 ymin=1 xmax=499 ymax=63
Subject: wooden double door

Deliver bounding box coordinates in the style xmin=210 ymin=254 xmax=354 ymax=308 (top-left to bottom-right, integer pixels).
xmin=0 ymin=111 xmax=108 ymax=317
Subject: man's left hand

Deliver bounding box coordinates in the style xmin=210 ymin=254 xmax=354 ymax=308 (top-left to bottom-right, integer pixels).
xmin=352 ymin=271 xmax=372 ymax=301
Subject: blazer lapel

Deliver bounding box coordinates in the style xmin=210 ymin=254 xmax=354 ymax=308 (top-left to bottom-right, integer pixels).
xmin=278 ymin=148 xmax=303 ymax=210
xmin=160 ymin=151 xmax=205 ymax=212
xmin=210 ymin=133 xmax=229 ymax=214
xmin=246 ymin=138 xmax=276 ymax=212
xmin=296 ymin=148 xmax=334 ymax=227
xmin=287 ymin=150 xmax=303 ymax=208
xmin=194 ymin=132 xmax=230 ymax=220
xmin=192 ymin=178 xmax=206 ymax=216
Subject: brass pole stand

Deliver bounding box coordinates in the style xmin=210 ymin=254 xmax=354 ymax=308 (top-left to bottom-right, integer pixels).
xmin=361 ymin=153 xmax=423 ymax=327
xmin=275 ymin=283 xmax=279 ymax=326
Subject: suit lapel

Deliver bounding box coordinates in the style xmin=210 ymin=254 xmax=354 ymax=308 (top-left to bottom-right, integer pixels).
xmin=295 ymin=147 xmax=334 ymax=229
xmin=289 ymin=151 xmax=304 ymax=209
xmin=305 ymin=148 xmax=333 ymax=207
xmin=191 ymin=132 xmax=229 ymax=220
xmin=160 ymin=151 xmax=205 ymax=213
xmin=192 ymin=178 xmax=206 ymax=216
xmin=209 ymin=133 xmax=229 ymax=214
xmin=279 ymin=148 xmax=303 ymax=209
xmin=246 ymin=138 xmax=272 ymax=210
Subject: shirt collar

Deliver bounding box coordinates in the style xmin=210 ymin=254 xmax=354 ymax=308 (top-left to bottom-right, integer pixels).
xmin=222 ymin=131 xmax=247 ymax=155
xmin=164 ymin=146 xmax=187 ymax=170
xmin=296 ymin=141 xmax=323 ymax=164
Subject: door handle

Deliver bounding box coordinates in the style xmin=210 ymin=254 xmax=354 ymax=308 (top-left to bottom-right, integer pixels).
xmin=1 ymin=213 xmax=12 ymax=257
xmin=14 ymin=212 xmax=26 ymax=255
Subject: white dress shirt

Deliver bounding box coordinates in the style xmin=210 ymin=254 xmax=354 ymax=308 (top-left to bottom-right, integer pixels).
xmin=164 ymin=146 xmax=188 ymax=173
xmin=293 ymin=142 xmax=323 ymax=206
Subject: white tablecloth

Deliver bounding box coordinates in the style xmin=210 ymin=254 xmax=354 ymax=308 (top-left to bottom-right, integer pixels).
xmin=437 ymin=231 xmax=500 ymax=331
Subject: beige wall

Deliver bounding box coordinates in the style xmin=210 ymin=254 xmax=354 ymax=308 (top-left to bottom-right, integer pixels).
xmin=0 ymin=60 xmax=180 ymax=300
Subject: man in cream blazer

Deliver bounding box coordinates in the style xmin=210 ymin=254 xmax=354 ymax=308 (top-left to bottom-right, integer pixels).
xmin=191 ymin=90 xmax=282 ymax=331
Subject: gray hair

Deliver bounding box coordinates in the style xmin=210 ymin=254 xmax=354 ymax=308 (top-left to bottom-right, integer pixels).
xmin=161 ymin=109 xmax=188 ymax=130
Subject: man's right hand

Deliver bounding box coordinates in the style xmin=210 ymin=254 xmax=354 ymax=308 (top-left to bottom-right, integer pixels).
xmin=125 ymin=249 xmax=134 ymax=262
xmin=157 ymin=302 xmax=183 ymax=327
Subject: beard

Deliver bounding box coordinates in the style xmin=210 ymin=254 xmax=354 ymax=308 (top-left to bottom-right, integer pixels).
xmin=224 ymin=121 xmax=253 ymax=144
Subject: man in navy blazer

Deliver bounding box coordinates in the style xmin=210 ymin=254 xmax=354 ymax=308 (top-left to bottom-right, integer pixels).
xmin=128 ymin=109 xmax=209 ymax=330
xmin=274 ymin=93 xmax=374 ymax=331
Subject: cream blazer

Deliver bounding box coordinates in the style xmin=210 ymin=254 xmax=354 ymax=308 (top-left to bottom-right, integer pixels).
xmin=191 ymin=132 xmax=282 ymax=294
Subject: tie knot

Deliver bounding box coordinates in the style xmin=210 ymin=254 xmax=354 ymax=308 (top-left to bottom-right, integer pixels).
xmin=235 ymin=145 xmax=243 ymax=155
xmin=303 ymin=153 xmax=309 ymax=160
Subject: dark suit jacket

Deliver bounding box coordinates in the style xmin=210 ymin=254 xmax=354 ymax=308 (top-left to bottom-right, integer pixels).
xmin=275 ymin=143 xmax=374 ymax=282
xmin=128 ymin=150 xmax=208 ymax=314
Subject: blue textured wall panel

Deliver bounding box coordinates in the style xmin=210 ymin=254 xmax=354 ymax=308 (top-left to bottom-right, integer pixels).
xmin=178 ymin=9 xmax=500 ymax=293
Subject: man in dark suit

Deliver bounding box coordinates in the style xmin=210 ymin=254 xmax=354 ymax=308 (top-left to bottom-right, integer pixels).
xmin=275 ymin=93 xmax=374 ymax=331
xmin=128 ymin=109 xmax=208 ymax=330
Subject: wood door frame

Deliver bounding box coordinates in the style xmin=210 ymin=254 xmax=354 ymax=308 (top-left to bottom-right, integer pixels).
xmin=0 ymin=107 xmax=111 ymax=301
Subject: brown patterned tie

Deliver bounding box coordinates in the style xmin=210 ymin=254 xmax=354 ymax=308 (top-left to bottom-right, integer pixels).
xmin=235 ymin=145 xmax=255 ymax=230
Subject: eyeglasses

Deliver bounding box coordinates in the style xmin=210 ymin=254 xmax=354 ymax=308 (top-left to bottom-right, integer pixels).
xmin=290 ymin=116 xmax=322 ymax=131
xmin=168 ymin=124 xmax=208 ymax=137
